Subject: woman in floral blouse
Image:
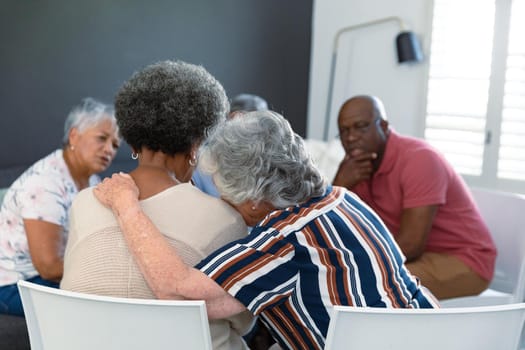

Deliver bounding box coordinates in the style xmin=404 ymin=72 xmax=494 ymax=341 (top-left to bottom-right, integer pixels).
xmin=0 ymin=97 xmax=120 ymax=316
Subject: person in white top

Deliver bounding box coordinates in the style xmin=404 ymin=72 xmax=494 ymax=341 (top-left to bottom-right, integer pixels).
xmin=0 ymin=97 xmax=120 ymax=316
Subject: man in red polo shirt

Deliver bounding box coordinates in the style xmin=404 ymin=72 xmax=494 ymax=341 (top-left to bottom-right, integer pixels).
xmin=333 ymin=95 xmax=496 ymax=300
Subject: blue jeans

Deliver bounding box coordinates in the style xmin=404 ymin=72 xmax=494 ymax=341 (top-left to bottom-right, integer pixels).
xmin=0 ymin=276 xmax=59 ymax=316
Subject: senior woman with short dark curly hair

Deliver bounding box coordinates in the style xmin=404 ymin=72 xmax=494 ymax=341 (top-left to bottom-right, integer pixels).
xmin=60 ymin=60 xmax=254 ymax=350
xmin=94 ymin=110 xmax=439 ymax=350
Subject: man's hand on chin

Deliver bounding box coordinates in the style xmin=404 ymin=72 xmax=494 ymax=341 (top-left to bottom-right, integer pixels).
xmin=333 ymin=149 xmax=377 ymax=189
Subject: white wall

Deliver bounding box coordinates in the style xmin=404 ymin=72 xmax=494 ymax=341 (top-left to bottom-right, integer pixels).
xmin=307 ymin=0 xmax=433 ymax=140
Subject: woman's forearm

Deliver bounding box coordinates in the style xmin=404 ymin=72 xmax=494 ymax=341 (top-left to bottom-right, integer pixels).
xmin=114 ymin=201 xmax=246 ymax=318
xmin=24 ymin=219 xmax=65 ymax=282
xmin=94 ymin=173 xmax=247 ymax=318
xmin=114 ymin=203 xmax=191 ymax=298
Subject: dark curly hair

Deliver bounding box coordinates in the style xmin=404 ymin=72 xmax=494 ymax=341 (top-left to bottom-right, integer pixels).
xmin=115 ymin=60 xmax=229 ymax=155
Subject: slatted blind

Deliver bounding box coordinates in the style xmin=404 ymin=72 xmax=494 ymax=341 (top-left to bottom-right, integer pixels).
xmin=424 ymin=0 xmax=496 ymax=176
xmin=497 ymin=0 xmax=525 ymax=180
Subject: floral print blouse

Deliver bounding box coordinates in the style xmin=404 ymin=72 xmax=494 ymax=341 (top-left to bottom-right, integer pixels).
xmin=0 ymin=149 xmax=99 ymax=286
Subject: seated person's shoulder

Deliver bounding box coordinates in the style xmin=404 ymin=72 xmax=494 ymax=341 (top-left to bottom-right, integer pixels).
xmin=156 ymin=183 xmax=247 ymax=232
xmin=187 ymin=185 xmax=244 ymax=221
xmin=72 ymin=187 xmax=100 ymax=209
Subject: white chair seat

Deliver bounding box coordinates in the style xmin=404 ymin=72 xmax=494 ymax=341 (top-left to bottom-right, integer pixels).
xmin=17 ymin=280 xmax=213 ymax=350
xmin=440 ymin=188 xmax=525 ymax=308
xmin=441 ymin=292 xmax=514 ymax=308
xmin=324 ymin=304 xmax=525 ymax=350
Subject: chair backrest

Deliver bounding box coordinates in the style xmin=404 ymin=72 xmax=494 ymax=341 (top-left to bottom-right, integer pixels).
xmin=18 ymin=280 xmax=213 ymax=350
xmin=471 ymin=187 xmax=525 ymax=301
xmin=324 ymin=303 xmax=525 ymax=350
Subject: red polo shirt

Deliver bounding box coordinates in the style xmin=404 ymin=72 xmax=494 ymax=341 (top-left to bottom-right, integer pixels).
xmin=352 ymin=130 xmax=496 ymax=281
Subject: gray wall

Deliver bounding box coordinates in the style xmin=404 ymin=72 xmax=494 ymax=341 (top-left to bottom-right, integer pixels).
xmin=0 ymin=0 xmax=312 ymax=187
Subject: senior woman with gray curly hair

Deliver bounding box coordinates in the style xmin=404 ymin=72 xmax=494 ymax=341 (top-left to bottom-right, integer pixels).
xmin=94 ymin=110 xmax=439 ymax=350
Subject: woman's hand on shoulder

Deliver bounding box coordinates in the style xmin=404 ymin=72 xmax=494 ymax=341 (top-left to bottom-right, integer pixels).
xmin=93 ymin=172 xmax=140 ymax=213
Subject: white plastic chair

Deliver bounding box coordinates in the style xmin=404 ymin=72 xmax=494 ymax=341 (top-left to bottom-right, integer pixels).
xmin=18 ymin=280 xmax=213 ymax=350
xmin=324 ymin=303 xmax=525 ymax=350
xmin=441 ymin=187 xmax=525 ymax=308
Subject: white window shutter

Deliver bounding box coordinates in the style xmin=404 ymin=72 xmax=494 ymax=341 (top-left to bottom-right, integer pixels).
xmin=424 ymin=0 xmax=496 ymax=176
xmin=497 ymin=0 xmax=525 ymax=180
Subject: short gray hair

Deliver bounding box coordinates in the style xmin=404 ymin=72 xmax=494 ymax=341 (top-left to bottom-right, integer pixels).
xmin=199 ymin=110 xmax=327 ymax=208
xmin=63 ymin=97 xmax=116 ymax=146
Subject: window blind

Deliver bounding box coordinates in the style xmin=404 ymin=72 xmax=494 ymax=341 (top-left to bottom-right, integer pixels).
xmin=497 ymin=0 xmax=525 ymax=180
xmin=424 ymin=0 xmax=496 ymax=175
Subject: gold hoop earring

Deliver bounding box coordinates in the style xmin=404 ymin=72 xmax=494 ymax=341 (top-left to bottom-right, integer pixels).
xmin=131 ymin=152 xmax=139 ymax=160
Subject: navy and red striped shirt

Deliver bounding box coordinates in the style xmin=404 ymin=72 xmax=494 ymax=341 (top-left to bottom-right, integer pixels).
xmin=197 ymin=186 xmax=439 ymax=349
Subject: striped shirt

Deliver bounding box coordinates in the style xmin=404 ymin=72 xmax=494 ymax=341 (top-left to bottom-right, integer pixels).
xmin=197 ymin=186 xmax=439 ymax=350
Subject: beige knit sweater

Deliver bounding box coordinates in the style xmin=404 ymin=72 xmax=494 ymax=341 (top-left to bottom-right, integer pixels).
xmin=61 ymin=183 xmax=253 ymax=350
